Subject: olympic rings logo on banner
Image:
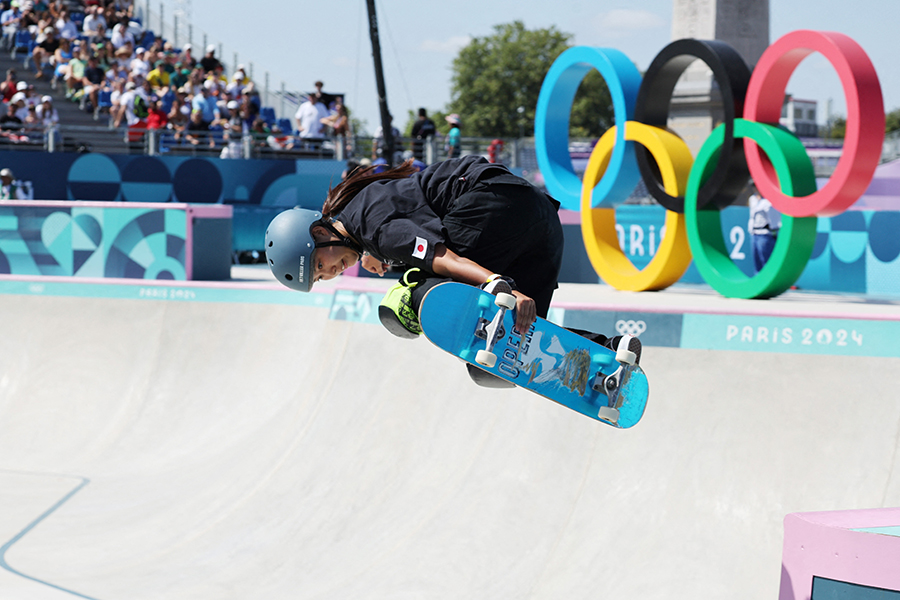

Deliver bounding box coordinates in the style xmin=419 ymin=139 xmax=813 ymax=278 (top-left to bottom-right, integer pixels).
xmin=534 ymin=30 xmax=886 ymax=299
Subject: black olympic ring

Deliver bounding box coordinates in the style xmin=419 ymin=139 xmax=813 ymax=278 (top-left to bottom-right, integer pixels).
xmin=634 ymin=39 xmax=753 ymax=213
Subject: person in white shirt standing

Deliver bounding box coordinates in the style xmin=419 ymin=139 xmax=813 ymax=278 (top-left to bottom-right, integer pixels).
xmin=294 ymin=93 xmax=328 ymax=140
xmin=748 ymin=182 xmax=782 ymax=272
xmin=113 ymin=81 xmax=148 ymax=142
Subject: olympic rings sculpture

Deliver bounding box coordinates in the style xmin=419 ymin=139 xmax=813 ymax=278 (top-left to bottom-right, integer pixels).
xmin=534 ymin=30 xmax=885 ymax=299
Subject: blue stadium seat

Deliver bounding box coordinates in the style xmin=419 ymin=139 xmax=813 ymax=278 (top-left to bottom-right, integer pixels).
xmin=11 ymin=30 xmax=31 ymax=60
xmin=259 ymin=107 xmax=276 ymax=125
xmin=139 ymin=30 xmax=155 ymax=47
xmin=277 ymin=118 xmax=293 ymax=134
xmin=95 ymin=89 xmax=113 ymax=121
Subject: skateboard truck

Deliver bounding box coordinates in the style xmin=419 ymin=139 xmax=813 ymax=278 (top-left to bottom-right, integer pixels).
xmin=592 ymin=339 xmax=639 ymax=425
xmin=475 ymin=317 xmax=505 ymax=342
xmin=592 ymin=367 xmax=623 ymax=424
xmin=473 ymin=292 xmax=517 ymax=369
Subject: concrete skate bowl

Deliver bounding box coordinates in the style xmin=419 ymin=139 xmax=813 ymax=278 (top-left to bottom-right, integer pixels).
xmin=0 ymin=283 xmax=898 ymax=599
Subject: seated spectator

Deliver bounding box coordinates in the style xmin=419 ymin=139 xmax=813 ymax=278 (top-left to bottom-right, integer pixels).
xmin=146 ymin=60 xmax=169 ymax=90
xmin=1 ymin=3 xmax=22 ymax=52
xmin=146 ymin=97 xmax=167 ymax=130
xmin=113 ymin=0 xmax=135 ymax=21
xmin=82 ymin=5 xmax=106 ymax=38
xmin=242 ymin=83 xmax=261 ymax=111
xmin=267 ymin=124 xmax=294 ymax=150
xmin=199 ymin=44 xmax=221 ymax=74
xmin=35 ymin=95 xmax=59 ymax=128
xmin=0 ymin=100 xmax=23 ymax=131
xmin=0 ymin=69 xmax=18 ymax=102
xmin=184 ymin=109 xmax=213 ymax=147
xmin=51 ymin=37 xmax=72 ymax=83
xmin=73 ymin=53 xmax=105 ymax=111
xmin=130 ymin=46 xmax=150 ymax=78
xmin=55 ymin=9 xmax=78 ymax=40
xmin=191 ymin=80 xmax=219 ymax=128
xmin=108 ymin=77 xmax=125 ymax=110
xmin=225 ymin=67 xmax=247 ymax=100
xmin=249 ymin=116 xmax=270 ymax=145
xmin=95 ymin=40 xmax=115 ymax=70
xmin=100 ymin=3 xmax=116 ymax=32
xmin=47 ymin=0 xmax=65 ymax=20
xmin=10 ymin=92 xmax=28 ymax=121
xmin=32 ymin=26 xmax=59 ymax=80
xmin=16 ymin=81 xmax=37 ymax=109
xmin=220 ymin=101 xmax=243 ymax=159
xmin=162 ymin=50 xmax=178 ymax=75
xmin=22 ymin=104 xmax=40 ymax=132
xmin=86 ymin=22 xmax=106 ymax=47
xmin=208 ymin=63 xmax=227 ymax=89
xmin=105 ymin=62 xmax=129 ymax=86
xmin=166 ymin=91 xmax=190 ymax=141
xmin=63 ymin=45 xmax=87 ymax=99
xmin=115 ymin=44 xmax=133 ymax=70
xmin=110 ymin=22 xmax=134 ymax=49
xmin=178 ymin=43 xmax=196 ymax=69
xmin=237 ymin=95 xmax=257 ymax=131
xmin=170 ymin=64 xmax=190 ymax=90
xmin=180 ymin=65 xmax=204 ymax=96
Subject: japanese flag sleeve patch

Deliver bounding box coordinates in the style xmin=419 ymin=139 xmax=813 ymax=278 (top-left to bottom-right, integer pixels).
xmin=412 ymin=236 xmax=428 ymax=260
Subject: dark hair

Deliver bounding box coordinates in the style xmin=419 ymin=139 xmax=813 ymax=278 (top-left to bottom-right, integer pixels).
xmin=322 ymin=159 xmax=417 ymax=218
xmin=418 ymin=107 xmax=427 ymax=117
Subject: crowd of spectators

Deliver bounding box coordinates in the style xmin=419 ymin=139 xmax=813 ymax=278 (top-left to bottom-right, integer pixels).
xmin=0 ymin=0 xmax=355 ymax=157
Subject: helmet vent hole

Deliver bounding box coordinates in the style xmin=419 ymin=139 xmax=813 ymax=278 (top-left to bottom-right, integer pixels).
xmin=284 ymin=274 xmax=293 ymax=281
xmin=268 ymin=241 xmax=273 ymax=247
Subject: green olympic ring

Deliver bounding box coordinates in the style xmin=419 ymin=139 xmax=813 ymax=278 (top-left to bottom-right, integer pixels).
xmin=685 ymin=119 xmax=818 ymax=299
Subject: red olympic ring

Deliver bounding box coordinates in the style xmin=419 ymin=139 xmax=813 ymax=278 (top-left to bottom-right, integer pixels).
xmin=743 ymin=30 xmax=885 ymax=217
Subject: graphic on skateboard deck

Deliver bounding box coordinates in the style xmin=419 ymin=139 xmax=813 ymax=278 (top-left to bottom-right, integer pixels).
xmin=419 ymin=282 xmax=649 ymax=428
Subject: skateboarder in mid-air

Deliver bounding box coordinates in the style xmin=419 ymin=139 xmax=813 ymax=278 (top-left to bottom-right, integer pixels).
xmin=265 ymin=156 xmax=641 ymax=387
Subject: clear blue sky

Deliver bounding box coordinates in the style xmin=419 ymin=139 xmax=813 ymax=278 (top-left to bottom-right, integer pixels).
xmin=169 ymin=0 xmax=897 ymax=134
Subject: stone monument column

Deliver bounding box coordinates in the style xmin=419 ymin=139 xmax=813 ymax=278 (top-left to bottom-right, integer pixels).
xmin=668 ymin=0 xmax=769 ymax=155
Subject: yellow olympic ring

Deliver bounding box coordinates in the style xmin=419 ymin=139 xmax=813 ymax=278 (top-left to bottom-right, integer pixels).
xmin=580 ymin=122 xmax=694 ymax=291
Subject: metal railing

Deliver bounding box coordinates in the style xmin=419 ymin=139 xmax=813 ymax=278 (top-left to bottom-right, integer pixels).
xmin=2 ymin=123 xmax=533 ymax=166
xmin=9 ymin=122 xmax=900 ymax=174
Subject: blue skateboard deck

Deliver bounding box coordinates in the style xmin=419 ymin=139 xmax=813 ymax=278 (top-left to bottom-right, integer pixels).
xmin=419 ymin=282 xmax=649 ymax=428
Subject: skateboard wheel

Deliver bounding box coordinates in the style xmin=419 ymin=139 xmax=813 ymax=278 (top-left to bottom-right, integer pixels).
xmin=598 ymin=406 xmax=620 ymax=424
xmin=494 ymin=292 xmax=516 ymax=310
xmin=616 ymin=348 xmax=636 ymax=365
xmin=475 ymin=349 xmax=497 ymax=368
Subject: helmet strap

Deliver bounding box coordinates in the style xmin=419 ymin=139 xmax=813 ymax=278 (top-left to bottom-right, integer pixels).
xmin=316 ymin=220 xmax=363 ymax=257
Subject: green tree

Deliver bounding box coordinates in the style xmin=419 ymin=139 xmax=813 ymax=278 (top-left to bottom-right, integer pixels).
xmin=448 ymin=21 xmax=613 ymax=138
xmin=886 ymin=108 xmax=900 ymax=134
xmin=828 ymin=116 xmax=847 ymax=139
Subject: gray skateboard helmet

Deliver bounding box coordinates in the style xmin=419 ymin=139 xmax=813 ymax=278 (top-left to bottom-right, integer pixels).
xmin=265 ymin=207 xmax=323 ymax=292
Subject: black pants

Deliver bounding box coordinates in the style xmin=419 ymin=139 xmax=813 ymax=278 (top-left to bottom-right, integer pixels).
xmin=410 ymin=179 xmax=564 ymax=317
